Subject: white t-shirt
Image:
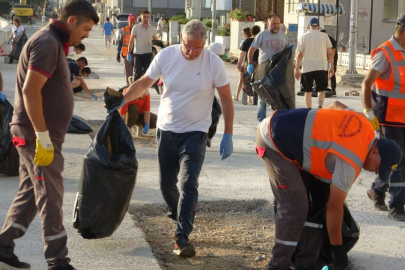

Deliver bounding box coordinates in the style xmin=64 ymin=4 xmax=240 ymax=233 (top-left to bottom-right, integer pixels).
xmin=146 ymin=44 xmax=229 ymax=133
xmin=157 ymin=19 xmax=163 ymax=30
xmin=297 ymin=30 xmax=332 ymax=73
xmin=11 ymin=25 xmax=24 ymax=38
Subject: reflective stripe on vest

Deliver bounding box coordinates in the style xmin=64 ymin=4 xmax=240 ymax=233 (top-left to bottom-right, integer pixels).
xmin=371 ymin=41 xmax=405 ymax=99
xmin=121 ymin=26 xmax=131 ymax=57
xmin=302 ymin=110 xmax=374 ymax=183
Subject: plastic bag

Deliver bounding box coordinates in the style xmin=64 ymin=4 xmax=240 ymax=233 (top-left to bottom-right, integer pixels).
xmin=252 ymin=45 xmax=295 ymax=110
xmin=73 ymin=110 xmax=138 ymax=239
xmin=9 ymin=31 xmax=28 ymax=60
xmin=0 ymin=99 xmax=19 ymax=176
xmin=207 ymin=97 xmax=222 ymax=148
xmin=67 ymin=115 xmax=93 ymax=134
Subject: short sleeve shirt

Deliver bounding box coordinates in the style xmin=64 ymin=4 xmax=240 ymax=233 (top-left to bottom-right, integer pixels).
xmin=103 ymin=22 xmax=114 ymax=35
xmin=371 ymin=36 xmax=405 ymax=80
xmin=240 ymin=37 xmax=258 ymax=63
xmin=131 ymin=24 xmax=157 ymax=54
xmin=68 ymin=61 xmax=80 ymax=80
xmin=297 ymin=30 xmax=332 ymax=73
xmin=10 ymin=22 xmax=73 ymax=142
xmin=251 ymin=30 xmax=289 ymax=64
xmin=119 ymin=93 xmax=150 ymax=115
xmin=146 ymin=45 xmax=229 ymax=133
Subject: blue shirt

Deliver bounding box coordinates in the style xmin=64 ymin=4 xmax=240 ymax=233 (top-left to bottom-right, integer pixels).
xmin=103 ymin=22 xmax=114 ymax=35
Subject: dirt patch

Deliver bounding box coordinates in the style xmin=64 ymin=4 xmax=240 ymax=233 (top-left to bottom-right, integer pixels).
xmin=129 ymin=200 xmax=275 ymax=270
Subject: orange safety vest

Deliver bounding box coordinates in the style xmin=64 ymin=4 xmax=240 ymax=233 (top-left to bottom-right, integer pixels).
xmin=269 ymin=109 xmax=375 ymax=183
xmin=121 ymin=26 xmax=131 ymax=57
xmin=371 ymin=40 xmax=405 ymax=125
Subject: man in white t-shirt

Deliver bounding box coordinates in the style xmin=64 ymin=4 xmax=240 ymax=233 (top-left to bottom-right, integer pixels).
xmin=295 ymin=18 xmax=334 ymax=109
xmin=107 ymin=20 xmax=234 ymax=258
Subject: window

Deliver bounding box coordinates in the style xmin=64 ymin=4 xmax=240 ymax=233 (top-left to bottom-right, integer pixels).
xmin=202 ymin=0 xmax=211 ymax=9
xmin=383 ymin=0 xmax=398 ymax=20
xmin=287 ymin=0 xmax=307 ymax=14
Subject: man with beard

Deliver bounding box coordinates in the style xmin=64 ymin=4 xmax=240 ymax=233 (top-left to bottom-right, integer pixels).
xmin=117 ymin=14 xmax=137 ymax=85
xmin=127 ymin=10 xmax=158 ymax=81
xmin=247 ymin=14 xmax=289 ymax=122
xmin=0 ymin=1 xmax=98 ymax=269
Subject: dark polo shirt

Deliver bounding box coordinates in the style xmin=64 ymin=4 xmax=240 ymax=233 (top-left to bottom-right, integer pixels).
xmin=10 ymin=20 xmax=73 ymax=143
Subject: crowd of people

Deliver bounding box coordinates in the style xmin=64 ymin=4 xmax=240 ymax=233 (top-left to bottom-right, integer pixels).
xmin=1 ymin=1 xmax=405 ymax=270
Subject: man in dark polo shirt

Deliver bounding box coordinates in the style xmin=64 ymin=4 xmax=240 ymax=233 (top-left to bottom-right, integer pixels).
xmin=68 ymin=57 xmax=97 ymax=99
xmin=0 ymin=1 xmax=98 ymax=269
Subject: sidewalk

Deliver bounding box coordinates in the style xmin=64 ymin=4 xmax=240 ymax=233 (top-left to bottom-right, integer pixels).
xmin=0 ymin=23 xmax=404 ymax=270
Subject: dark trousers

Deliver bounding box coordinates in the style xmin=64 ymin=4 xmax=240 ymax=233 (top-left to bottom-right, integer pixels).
xmin=134 ymin=53 xmax=152 ymax=81
xmin=123 ymin=55 xmax=134 ymax=86
xmin=125 ymin=104 xmax=157 ymax=129
xmin=0 ymin=136 xmax=69 ymax=269
xmin=157 ymin=129 xmax=207 ymax=240
xmin=256 ymin=130 xmax=323 ymax=269
xmin=330 ymin=62 xmax=337 ymax=92
xmin=372 ymin=125 xmax=405 ymax=208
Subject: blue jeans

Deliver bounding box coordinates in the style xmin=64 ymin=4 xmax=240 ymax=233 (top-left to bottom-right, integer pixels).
xmin=257 ymin=95 xmax=267 ymax=123
xmin=157 ymin=129 xmax=207 ymax=240
xmin=371 ymin=125 xmax=405 ymax=208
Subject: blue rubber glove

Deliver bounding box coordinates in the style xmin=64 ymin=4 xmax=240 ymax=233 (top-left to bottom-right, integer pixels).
xmin=90 ymin=93 xmax=97 ymax=100
xmin=143 ymin=123 xmax=150 ymax=134
xmin=247 ymin=63 xmax=254 ymax=75
xmin=107 ymin=99 xmax=125 ymax=113
xmin=0 ymin=92 xmax=6 ymax=102
xmin=126 ymin=53 xmax=132 ymax=62
xmin=321 ymin=267 xmax=329 ymax=270
xmin=220 ymin=133 xmax=233 ymax=160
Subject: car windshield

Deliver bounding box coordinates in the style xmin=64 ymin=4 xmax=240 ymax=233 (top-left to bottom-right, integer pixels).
xmin=117 ymin=21 xmax=128 ymax=29
xmin=116 ymin=14 xmax=129 ymax=21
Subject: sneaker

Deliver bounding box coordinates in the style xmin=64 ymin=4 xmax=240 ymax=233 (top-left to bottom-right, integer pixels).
xmin=53 ymin=263 xmax=76 ymax=270
xmin=173 ymin=238 xmax=196 ymax=257
xmin=388 ymin=203 xmax=405 ymax=221
xmin=0 ymin=254 xmax=30 ymax=269
xmin=367 ymin=189 xmax=388 ymax=211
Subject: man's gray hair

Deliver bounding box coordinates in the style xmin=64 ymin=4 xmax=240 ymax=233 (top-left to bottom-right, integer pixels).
xmin=182 ymin=19 xmax=207 ymax=40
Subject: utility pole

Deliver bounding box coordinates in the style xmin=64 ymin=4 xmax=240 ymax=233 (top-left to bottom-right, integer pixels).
xmin=211 ymin=0 xmax=217 ymax=44
xmin=148 ymin=0 xmax=152 ymax=13
xmin=347 ymin=0 xmax=358 ymax=74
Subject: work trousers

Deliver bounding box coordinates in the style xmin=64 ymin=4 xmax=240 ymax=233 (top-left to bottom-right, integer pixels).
xmin=330 ymin=62 xmax=337 ymax=92
xmin=372 ymin=125 xmax=405 ymax=208
xmin=125 ymin=104 xmax=157 ymax=129
xmin=0 ymin=136 xmax=69 ymax=269
xmin=134 ymin=53 xmax=152 ymax=81
xmin=123 ymin=55 xmax=134 ymax=86
xmin=157 ymin=129 xmax=207 ymax=240
xmin=256 ymin=130 xmax=323 ymax=270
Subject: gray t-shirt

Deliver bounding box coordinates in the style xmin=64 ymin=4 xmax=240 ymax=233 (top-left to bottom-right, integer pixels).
xmin=131 ymin=23 xmax=157 ymax=54
xmin=259 ymin=116 xmax=356 ymax=192
xmin=251 ymin=30 xmax=289 ymax=64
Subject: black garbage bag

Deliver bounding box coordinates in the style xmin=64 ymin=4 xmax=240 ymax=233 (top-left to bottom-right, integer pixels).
xmin=9 ymin=31 xmax=28 ymax=61
xmin=0 ymin=99 xmax=19 ymax=176
xmin=293 ymin=172 xmax=360 ymax=268
xmin=252 ymin=45 xmax=295 ymax=110
xmin=67 ymin=115 xmax=93 ymax=134
xmin=207 ymin=97 xmax=222 ymax=148
xmin=73 ymin=110 xmax=138 ymax=239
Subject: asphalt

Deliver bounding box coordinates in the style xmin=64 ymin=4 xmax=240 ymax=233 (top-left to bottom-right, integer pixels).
xmin=0 ymin=22 xmax=404 ymax=270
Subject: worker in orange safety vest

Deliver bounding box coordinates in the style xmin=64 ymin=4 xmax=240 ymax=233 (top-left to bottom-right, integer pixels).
xmin=117 ymin=14 xmax=137 ymax=85
xmin=256 ymin=101 xmax=402 ymax=270
xmin=362 ymin=12 xmax=405 ymax=222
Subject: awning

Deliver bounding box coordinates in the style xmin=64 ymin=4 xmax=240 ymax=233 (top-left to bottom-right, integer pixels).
xmin=296 ymin=3 xmax=346 ymax=16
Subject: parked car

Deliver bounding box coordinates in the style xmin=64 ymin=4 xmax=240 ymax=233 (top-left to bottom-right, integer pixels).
xmin=116 ymin=13 xmax=130 ymax=22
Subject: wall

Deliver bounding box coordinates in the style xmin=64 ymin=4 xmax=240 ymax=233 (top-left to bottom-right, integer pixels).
xmin=0 ymin=17 xmax=10 ymax=46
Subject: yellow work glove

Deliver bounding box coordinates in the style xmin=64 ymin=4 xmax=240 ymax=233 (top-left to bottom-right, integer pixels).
xmin=34 ymin=131 xmax=54 ymax=166
xmin=364 ymin=109 xmax=380 ymax=131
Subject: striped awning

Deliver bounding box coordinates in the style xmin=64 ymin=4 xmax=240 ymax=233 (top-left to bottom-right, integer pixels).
xmin=296 ymin=3 xmax=346 ymax=16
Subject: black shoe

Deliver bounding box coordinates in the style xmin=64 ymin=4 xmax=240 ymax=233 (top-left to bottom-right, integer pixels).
xmin=173 ymin=238 xmax=196 ymax=257
xmin=367 ymin=189 xmax=388 ymax=211
xmin=332 ymin=90 xmax=337 ymax=96
xmin=0 ymin=254 xmax=30 ymax=269
xmin=388 ymin=203 xmax=405 ymax=221
xmin=318 ymin=106 xmax=322 ymax=109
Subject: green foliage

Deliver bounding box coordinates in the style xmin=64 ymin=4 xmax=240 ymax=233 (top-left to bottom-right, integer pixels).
xmin=228 ymin=8 xmax=245 ymax=20
xmin=169 ymin=14 xmax=190 ymax=25
xmin=222 ymin=23 xmax=230 ymax=31
xmin=245 ymin=11 xmax=254 ymax=17
xmin=216 ymin=27 xmax=230 ymax=36
xmin=203 ymin=18 xmax=212 ymax=29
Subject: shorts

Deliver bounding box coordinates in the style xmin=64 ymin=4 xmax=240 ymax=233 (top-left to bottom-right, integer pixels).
xmin=301 ymin=70 xmax=328 ymax=92
xmin=104 ymin=35 xmax=112 ymax=42
xmin=157 ymin=29 xmax=163 ymax=35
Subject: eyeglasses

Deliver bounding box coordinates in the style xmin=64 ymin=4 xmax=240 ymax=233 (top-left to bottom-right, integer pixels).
xmin=181 ymin=38 xmax=204 ymax=51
